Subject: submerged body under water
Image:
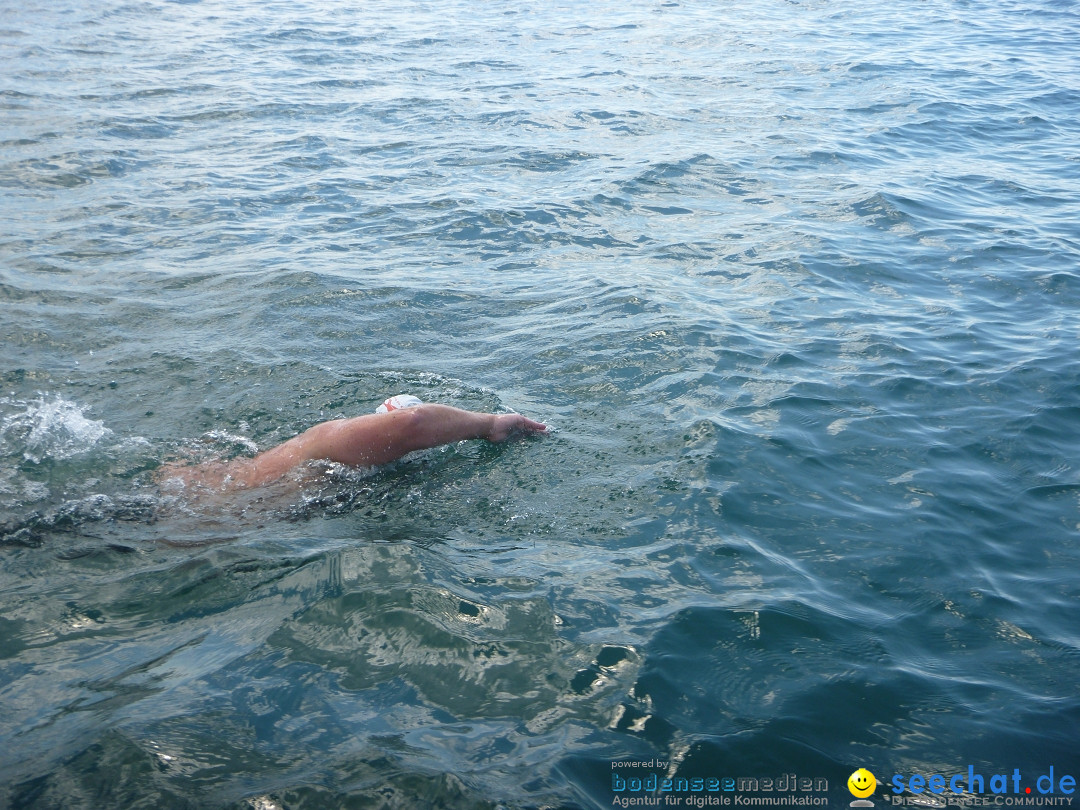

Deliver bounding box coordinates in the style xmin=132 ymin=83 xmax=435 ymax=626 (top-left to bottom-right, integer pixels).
xmin=2 ymin=0 xmax=1079 ymax=807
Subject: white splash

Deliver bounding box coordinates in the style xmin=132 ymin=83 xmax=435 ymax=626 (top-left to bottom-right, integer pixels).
xmin=0 ymin=394 xmax=112 ymax=463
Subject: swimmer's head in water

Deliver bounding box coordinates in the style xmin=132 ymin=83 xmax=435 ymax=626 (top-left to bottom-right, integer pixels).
xmin=375 ymin=394 xmax=424 ymax=414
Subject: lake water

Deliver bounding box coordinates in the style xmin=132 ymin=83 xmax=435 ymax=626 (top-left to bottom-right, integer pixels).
xmin=1 ymin=0 xmax=1078 ymax=807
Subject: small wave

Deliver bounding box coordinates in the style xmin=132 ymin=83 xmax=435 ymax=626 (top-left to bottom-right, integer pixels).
xmin=0 ymin=492 xmax=158 ymax=547
xmin=0 ymin=395 xmax=111 ymax=464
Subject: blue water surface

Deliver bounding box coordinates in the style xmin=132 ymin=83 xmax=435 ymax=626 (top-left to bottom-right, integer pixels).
xmin=1 ymin=0 xmax=1078 ymax=807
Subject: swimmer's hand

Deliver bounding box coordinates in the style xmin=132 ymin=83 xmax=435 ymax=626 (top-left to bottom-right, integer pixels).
xmin=486 ymin=413 xmax=548 ymax=443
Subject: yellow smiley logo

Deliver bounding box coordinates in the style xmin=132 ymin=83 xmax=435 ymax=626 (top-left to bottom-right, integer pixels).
xmin=848 ymin=768 xmax=877 ymax=798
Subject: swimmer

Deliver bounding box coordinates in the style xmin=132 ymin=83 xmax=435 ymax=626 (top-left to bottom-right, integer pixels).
xmin=159 ymin=399 xmax=547 ymax=491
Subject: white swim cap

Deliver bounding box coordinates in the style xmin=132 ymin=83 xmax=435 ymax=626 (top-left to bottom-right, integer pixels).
xmin=375 ymin=394 xmax=424 ymax=414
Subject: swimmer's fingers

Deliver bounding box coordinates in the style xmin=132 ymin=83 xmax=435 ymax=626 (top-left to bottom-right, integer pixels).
xmin=516 ymin=415 xmax=548 ymax=433
xmin=488 ymin=413 xmax=547 ymax=443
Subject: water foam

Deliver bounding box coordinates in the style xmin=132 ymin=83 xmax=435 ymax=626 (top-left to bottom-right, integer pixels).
xmin=0 ymin=395 xmax=112 ymax=464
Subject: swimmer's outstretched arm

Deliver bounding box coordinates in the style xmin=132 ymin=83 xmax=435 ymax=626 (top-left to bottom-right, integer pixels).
xmin=230 ymin=404 xmax=546 ymax=488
